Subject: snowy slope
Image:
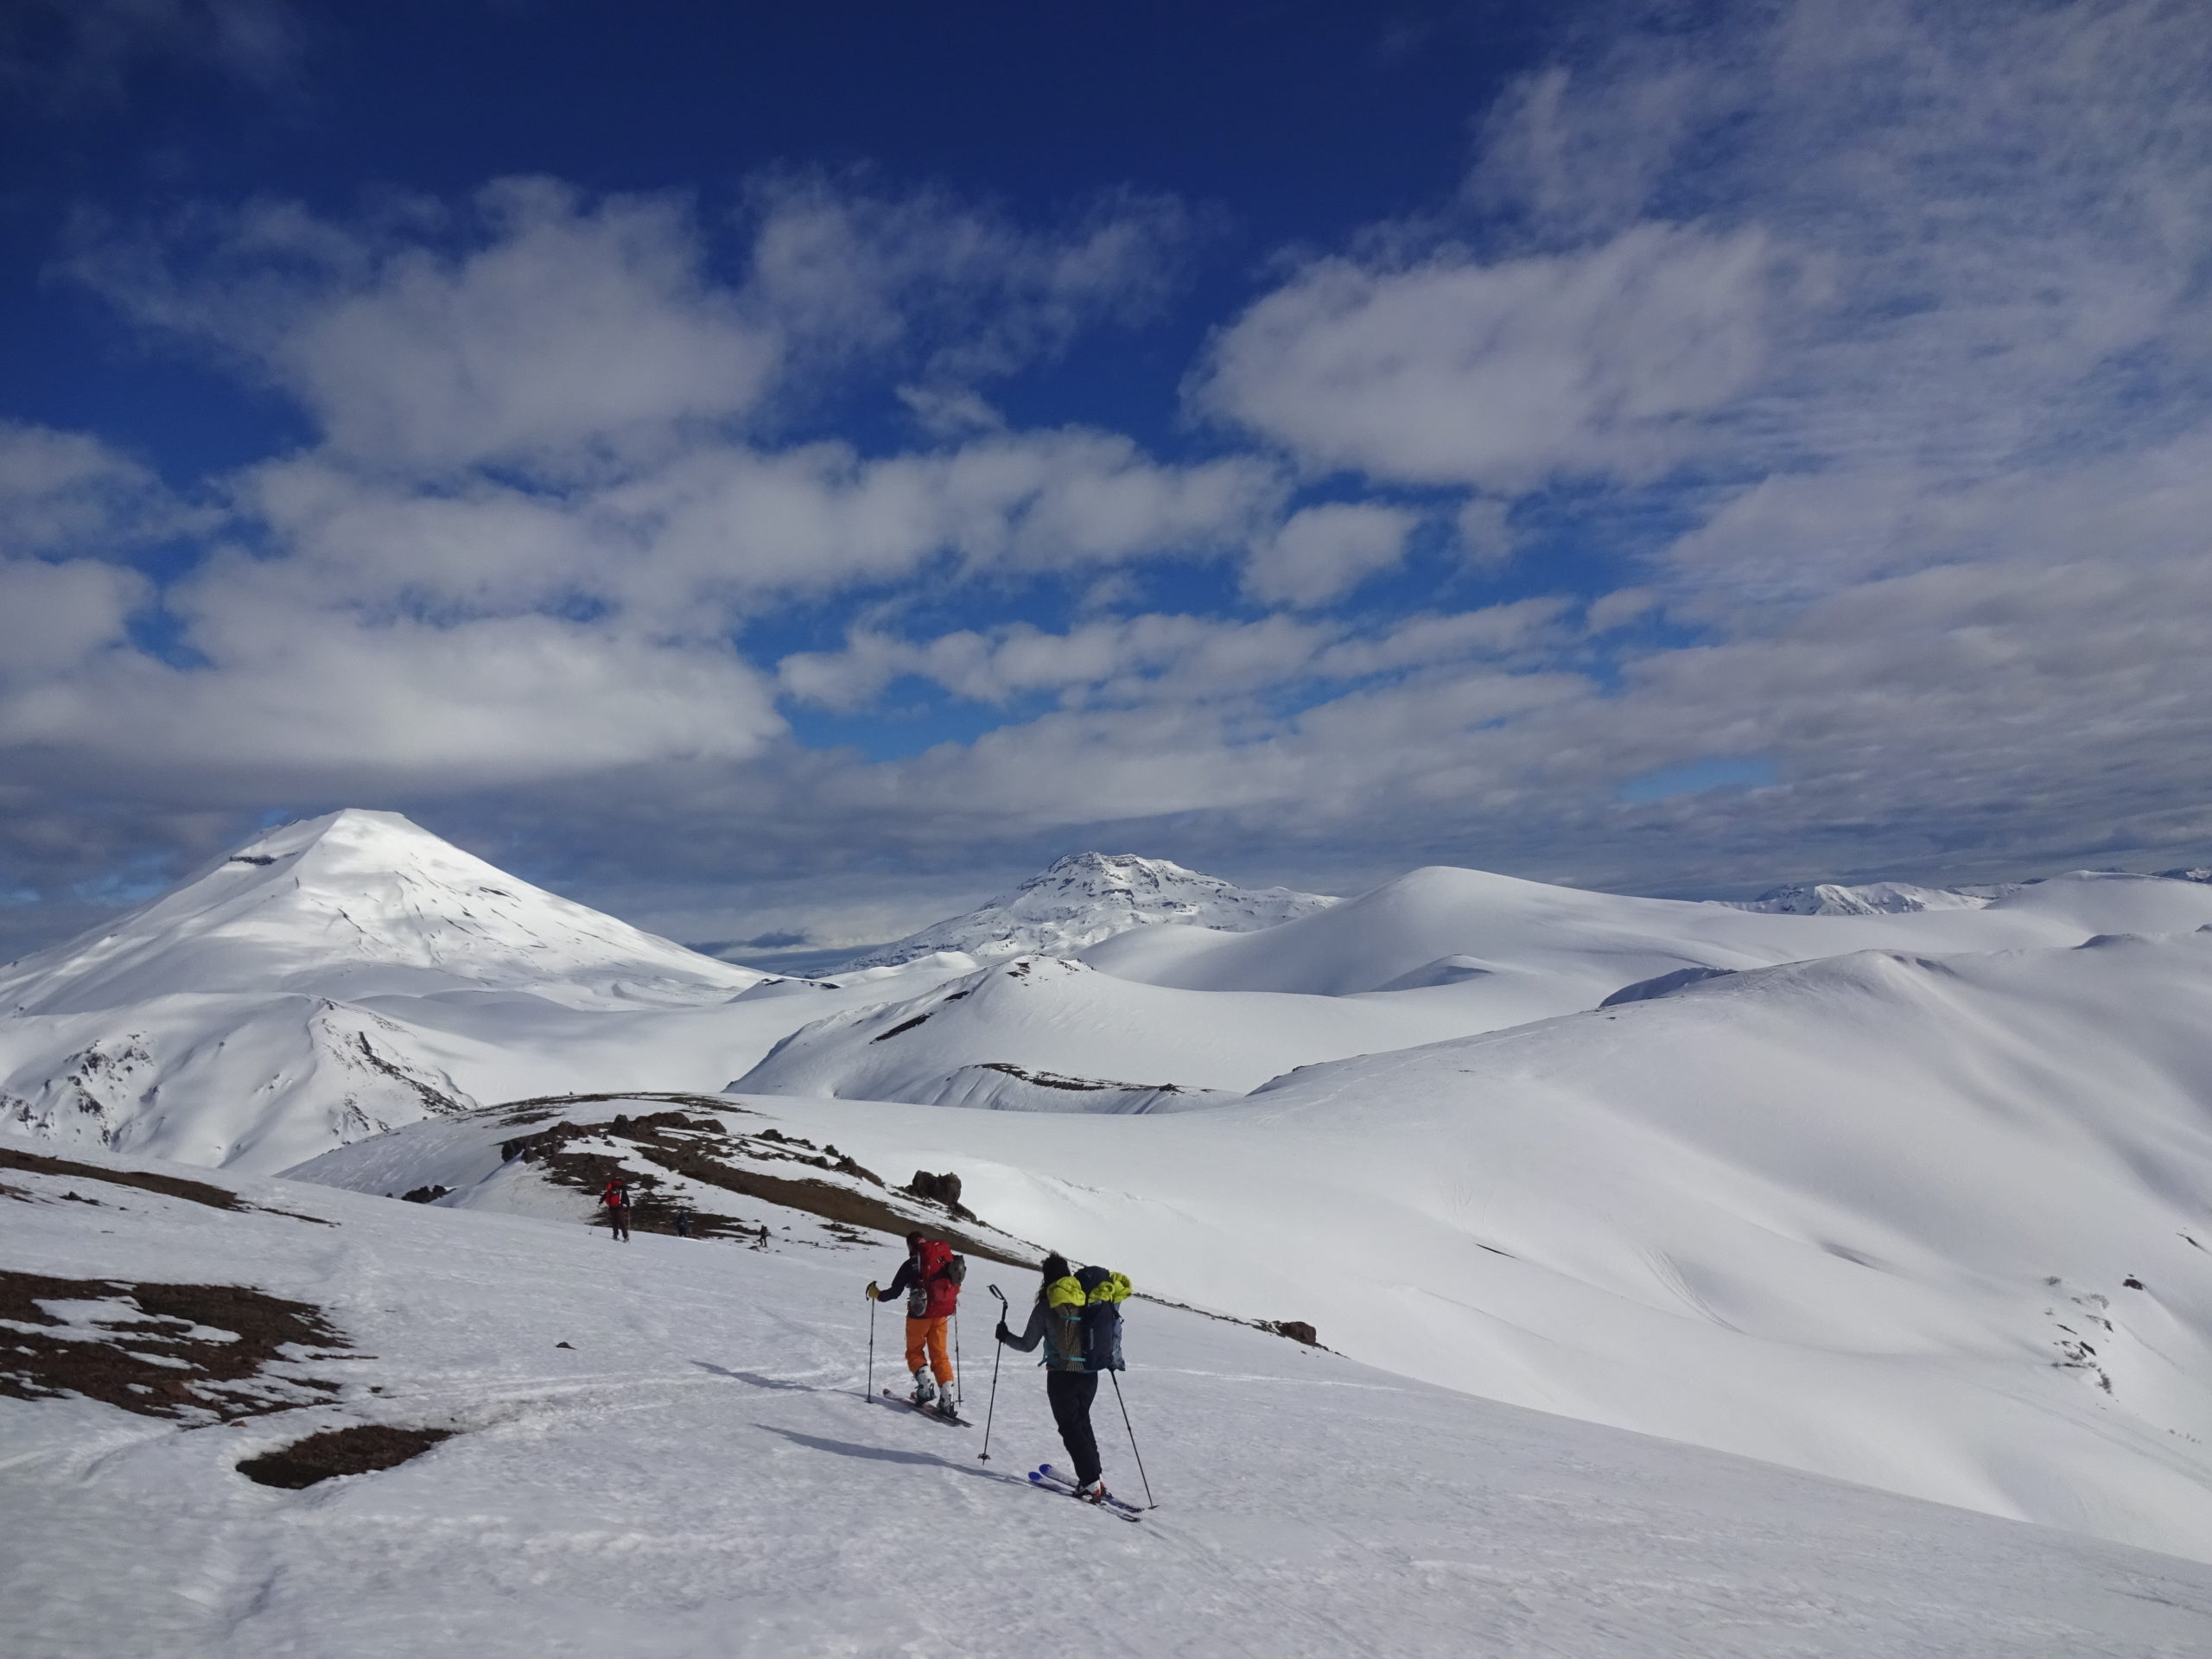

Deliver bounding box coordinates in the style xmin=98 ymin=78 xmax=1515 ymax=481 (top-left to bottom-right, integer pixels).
xmin=0 ymin=993 xmax=475 ymax=1170
xmin=0 ymin=809 xmax=763 ymax=1016
xmin=293 ymin=920 xmax=2212 ymax=1560
xmin=833 ymin=851 xmax=1334 ymax=970
xmin=735 ymin=867 xmax=2212 ymax=1109
xmin=698 ymin=927 xmax=2212 ymax=1559
xmin=732 ymin=953 xmax=1548 ymax=1109
xmin=11 ymin=1137 xmax=2212 ymax=1656
xmin=1086 ymin=863 xmax=2212 ymax=1000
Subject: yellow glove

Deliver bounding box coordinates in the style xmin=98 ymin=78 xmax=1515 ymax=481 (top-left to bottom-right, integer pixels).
xmin=866 ymin=1281 xmax=880 ymax=1301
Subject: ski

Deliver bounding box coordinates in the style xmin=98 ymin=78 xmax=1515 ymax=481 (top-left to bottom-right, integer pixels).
xmin=879 ymin=1388 xmax=971 ymax=1427
xmin=1029 ymin=1464 xmax=1142 ymax=1519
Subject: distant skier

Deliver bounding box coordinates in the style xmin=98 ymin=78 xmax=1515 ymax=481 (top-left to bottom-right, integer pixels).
xmin=868 ymin=1230 xmax=964 ymax=1417
xmin=600 ymin=1178 xmax=632 ymax=1242
xmin=996 ymin=1252 xmax=1131 ymax=1504
xmin=672 ymin=1208 xmax=694 ymax=1238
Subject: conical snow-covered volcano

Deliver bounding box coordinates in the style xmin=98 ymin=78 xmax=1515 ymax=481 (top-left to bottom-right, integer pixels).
xmin=0 ymin=810 xmax=760 ymax=1017
xmin=832 ymin=850 xmax=1335 ymax=970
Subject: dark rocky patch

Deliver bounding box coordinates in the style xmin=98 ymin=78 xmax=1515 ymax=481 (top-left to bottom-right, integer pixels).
xmin=902 ymin=1170 xmax=971 ymax=1217
xmin=871 ymin=1012 xmax=933 ymax=1042
xmin=1268 ymin=1320 xmax=1320 ymax=1347
xmin=0 ymin=1145 xmax=244 ymax=1211
xmin=238 ymin=1424 xmax=453 ymax=1489
xmin=974 ymin=1061 xmax=1192 ymax=1095
xmin=496 ymin=1110 xmax=1028 ymax=1265
xmin=400 ymin=1185 xmax=451 ymax=1204
xmin=0 ymin=1272 xmax=351 ymax=1419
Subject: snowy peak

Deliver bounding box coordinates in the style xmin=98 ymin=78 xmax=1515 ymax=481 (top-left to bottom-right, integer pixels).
xmin=1727 ymin=880 xmax=2000 ymax=916
xmin=832 ymin=851 xmax=1336 ymax=970
xmin=0 ymin=809 xmax=760 ymax=1015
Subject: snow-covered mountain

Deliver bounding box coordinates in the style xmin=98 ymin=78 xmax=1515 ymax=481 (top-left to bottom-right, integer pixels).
xmin=1081 ymin=863 xmax=2212 ymax=995
xmin=20 ymin=827 xmax=2212 ymax=1572
xmin=721 ymin=925 xmax=2212 ymax=1559
xmin=17 ymin=1138 xmax=2212 ymax=1655
xmin=748 ymin=865 xmax=2212 ymax=1113
xmin=1726 ymin=878 xmax=2003 ymax=914
xmin=0 ymin=809 xmax=762 ymax=1016
xmin=0 ymin=810 xmax=831 ymax=1173
xmin=830 ymin=851 xmax=1334 ymax=970
xmin=733 ymin=952 xmax=1492 ymax=1111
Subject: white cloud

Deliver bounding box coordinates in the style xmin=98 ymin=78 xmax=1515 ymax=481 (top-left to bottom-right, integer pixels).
xmin=0 ymin=604 xmax=784 ymax=790
xmin=268 ymin=181 xmax=776 ymax=472
xmin=743 ymin=177 xmax=1196 ymax=383
xmin=0 ymin=557 xmax=147 ymax=683
xmin=613 ymin=430 xmax=1279 ymax=607
xmin=1192 ymin=224 xmax=1780 ymax=492
xmin=1244 ymin=503 xmax=1419 ymax=608
xmin=0 ymin=423 xmax=171 ymax=555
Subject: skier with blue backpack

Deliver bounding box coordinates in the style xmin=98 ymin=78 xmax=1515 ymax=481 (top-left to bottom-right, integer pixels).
xmin=995 ymin=1251 xmax=1132 ymax=1505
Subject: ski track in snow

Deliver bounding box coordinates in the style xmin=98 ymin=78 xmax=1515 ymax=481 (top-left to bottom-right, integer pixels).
xmin=8 ymin=1145 xmax=2212 ymax=1658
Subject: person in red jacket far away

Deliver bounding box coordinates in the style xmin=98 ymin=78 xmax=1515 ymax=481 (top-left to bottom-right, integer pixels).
xmin=868 ymin=1230 xmax=962 ymax=1417
xmin=600 ymin=1178 xmax=632 ymax=1242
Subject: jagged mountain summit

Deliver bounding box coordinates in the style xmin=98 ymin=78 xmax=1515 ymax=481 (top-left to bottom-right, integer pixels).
xmin=1726 ymin=880 xmax=2004 ymax=915
xmin=0 ymin=809 xmax=761 ymax=1017
xmin=831 ymin=851 xmax=1336 ymax=971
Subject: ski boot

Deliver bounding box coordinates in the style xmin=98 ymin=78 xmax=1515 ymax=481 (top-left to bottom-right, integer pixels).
xmin=910 ymin=1370 xmax=938 ymax=1408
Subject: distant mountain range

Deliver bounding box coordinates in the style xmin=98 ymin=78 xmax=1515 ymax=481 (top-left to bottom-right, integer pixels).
xmin=13 ymin=811 xmax=2212 ymax=1560
xmin=827 ymin=850 xmax=1337 ymax=971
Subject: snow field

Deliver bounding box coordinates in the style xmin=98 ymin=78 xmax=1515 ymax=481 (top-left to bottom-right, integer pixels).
xmin=9 ymin=1140 xmax=2212 ymax=1657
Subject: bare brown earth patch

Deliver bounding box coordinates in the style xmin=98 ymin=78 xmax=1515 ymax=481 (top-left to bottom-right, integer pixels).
xmin=493 ymin=1102 xmax=1034 ymax=1266
xmin=0 ymin=1144 xmax=243 ymax=1211
xmin=0 ymin=1271 xmax=352 ymax=1419
xmin=0 ymin=1146 xmax=335 ymax=1224
xmin=237 ymin=1423 xmax=453 ymax=1488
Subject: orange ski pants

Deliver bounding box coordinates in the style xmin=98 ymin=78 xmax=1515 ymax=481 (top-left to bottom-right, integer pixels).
xmin=905 ymin=1315 xmax=954 ymax=1384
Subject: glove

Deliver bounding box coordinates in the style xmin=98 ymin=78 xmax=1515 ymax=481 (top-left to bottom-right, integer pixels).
xmin=995 ymin=1321 xmax=1010 ymax=1344
xmin=866 ymin=1281 xmax=880 ymax=1301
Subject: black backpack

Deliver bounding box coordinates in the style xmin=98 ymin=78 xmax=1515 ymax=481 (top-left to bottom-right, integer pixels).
xmin=1074 ymin=1264 xmax=1130 ymax=1372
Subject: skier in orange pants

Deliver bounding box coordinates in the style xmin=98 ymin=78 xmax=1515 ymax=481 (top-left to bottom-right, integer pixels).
xmin=868 ymin=1230 xmax=964 ymax=1419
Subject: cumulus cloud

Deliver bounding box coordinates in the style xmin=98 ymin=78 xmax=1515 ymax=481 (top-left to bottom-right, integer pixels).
xmin=10 ymin=0 xmax=2212 ymax=938
xmin=0 ymin=178 xmax=1262 ymax=817
xmin=77 ymin=181 xmax=779 ymax=474
xmin=0 ymin=425 xmax=162 ymax=687
xmin=1244 ymin=503 xmax=1420 ymax=608
xmin=1193 ymin=224 xmax=1781 ymax=491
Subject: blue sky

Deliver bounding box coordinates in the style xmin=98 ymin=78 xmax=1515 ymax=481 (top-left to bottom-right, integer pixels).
xmin=3 ymin=0 xmax=2209 ymax=957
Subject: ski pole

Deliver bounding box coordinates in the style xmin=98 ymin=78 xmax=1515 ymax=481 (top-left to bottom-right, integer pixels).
xmin=954 ymin=1308 xmax=963 ymax=1409
xmin=865 ymin=1284 xmax=876 ymax=1400
xmin=1109 ymin=1370 xmax=1156 ymax=1509
xmin=978 ymin=1284 xmax=1007 ymax=1462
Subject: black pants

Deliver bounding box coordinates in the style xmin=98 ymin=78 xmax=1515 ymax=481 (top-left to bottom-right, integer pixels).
xmin=1046 ymin=1369 xmax=1101 ymax=1484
